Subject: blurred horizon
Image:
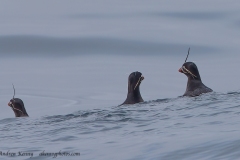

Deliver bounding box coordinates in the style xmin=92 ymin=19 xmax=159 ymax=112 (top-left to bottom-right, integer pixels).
xmin=0 ymin=0 xmax=239 ymax=57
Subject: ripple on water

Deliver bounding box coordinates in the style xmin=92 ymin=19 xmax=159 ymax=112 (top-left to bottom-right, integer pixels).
xmin=0 ymin=92 xmax=240 ymax=159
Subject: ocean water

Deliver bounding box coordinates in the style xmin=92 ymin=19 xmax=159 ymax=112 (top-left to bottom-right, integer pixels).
xmin=0 ymin=0 xmax=240 ymax=160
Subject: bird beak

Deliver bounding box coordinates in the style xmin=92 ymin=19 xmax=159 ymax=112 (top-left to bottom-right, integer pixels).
xmin=178 ymin=67 xmax=183 ymax=73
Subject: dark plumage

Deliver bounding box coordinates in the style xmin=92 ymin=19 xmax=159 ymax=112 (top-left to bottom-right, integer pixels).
xmin=121 ymin=71 xmax=144 ymax=105
xmin=8 ymin=98 xmax=29 ymax=117
xmin=179 ymin=62 xmax=212 ymax=97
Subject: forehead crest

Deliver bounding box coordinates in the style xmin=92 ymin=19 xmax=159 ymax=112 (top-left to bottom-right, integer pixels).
xmin=184 ymin=48 xmax=190 ymax=63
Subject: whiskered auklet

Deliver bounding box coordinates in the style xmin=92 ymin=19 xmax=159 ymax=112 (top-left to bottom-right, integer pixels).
xmin=8 ymin=85 xmax=29 ymax=117
xmin=179 ymin=48 xmax=212 ymax=97
xmin=121 ymin=71 xmax=144 ymax=105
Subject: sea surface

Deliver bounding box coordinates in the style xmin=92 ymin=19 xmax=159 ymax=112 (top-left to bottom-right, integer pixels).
xmin=0 ymin=0 xmax=240 ymax=160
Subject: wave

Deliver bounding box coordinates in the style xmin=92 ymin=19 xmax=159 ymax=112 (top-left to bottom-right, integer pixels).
xmin=68 ymin=11 xmax=227 ymax=20
xmin=0 ymin=35 xmax=216 ymax=56
xmin=1 ymin=91 xmax=240 ymax=160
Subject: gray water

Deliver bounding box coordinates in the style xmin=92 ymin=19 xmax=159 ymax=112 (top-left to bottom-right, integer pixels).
xmin=0 ymin=0 xmax=240 ymax=160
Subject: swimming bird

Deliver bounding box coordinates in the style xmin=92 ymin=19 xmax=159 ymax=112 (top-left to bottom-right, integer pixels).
xmin=179 ymin=49 xmax=212 ymax=97
xmin=8 ymin=85 xmax=29 ymax=117
xmin=8 ymin=98 xmax=29 ymax=117
xmin=121 ymin=71 xmax=144 ymax=105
